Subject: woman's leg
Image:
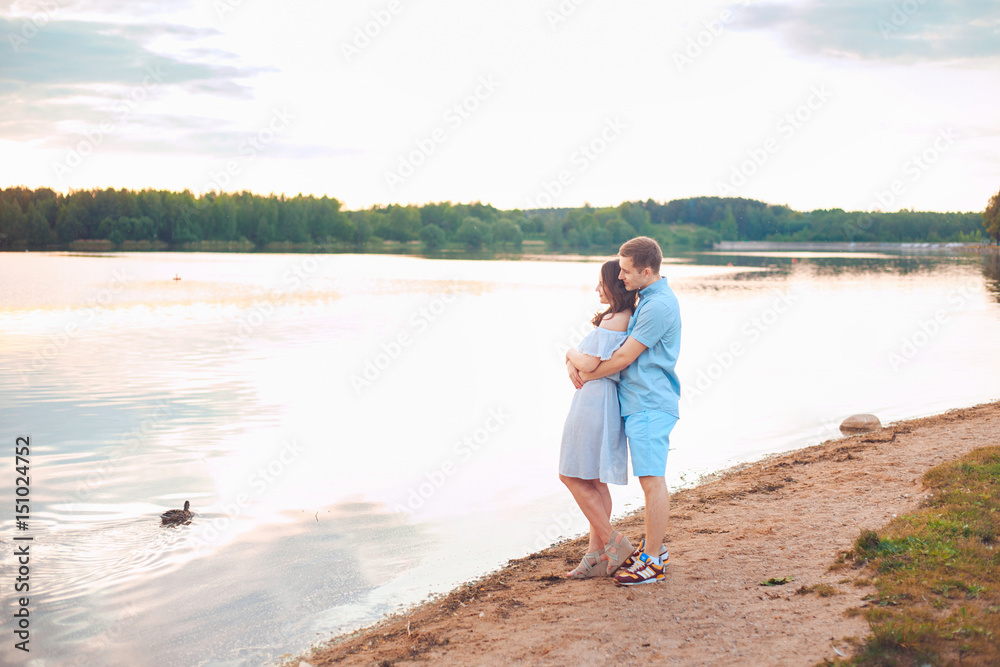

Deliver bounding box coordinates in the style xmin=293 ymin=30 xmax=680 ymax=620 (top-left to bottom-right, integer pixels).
xmin=559 ymin=474 xmax=614 ymax=549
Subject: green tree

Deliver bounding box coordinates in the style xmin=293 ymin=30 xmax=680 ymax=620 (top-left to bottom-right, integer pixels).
xmin=421 ymin=202 xmax=453 ymax=231
xmin=419 ymin=223 xmax=446 ymax=251
xmin=0 ymin=200 xmax=27 ymax=249
xmin=309 ymin=196 xmax=347 ymax=242
xmin=209 ymin=196 xmax=238 ymax=241
xmin=606 ymin=220 xmax=637 ymax=244
xmin=719 ymin=205 xmax=738 ymax=240
xmin=984 ymin=188 xmax=1000 ymax=245
xmin=55 ymin=204 xmax=86 ymax=244
xmin=27 ymin=203 xmax=54 ymax=248
xmin=383 ymin=205 xmax=421 ymax=241
xmin=354 ymin=214 xmax=372 ymax=246
xmin=96 ymin=216 xmax=114 ymax=239
xmin=456 ymin=216 xmax=491 ymax=250
xmin=468 ymin=201 xmax=499 ymax=222
xmin=492 ymin=218 xmax=523 ymax=251
xmin=566 ymin=228 xmax=586 ymax=250
xmin=109 ymin=216 xmax=132 ymax=247
xmin=618 ymin=201 xmax=650 ymax=230
xmin=591 ymin=226 xmax=612 ymax=246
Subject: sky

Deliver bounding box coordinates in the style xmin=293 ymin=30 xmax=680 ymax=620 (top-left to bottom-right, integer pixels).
xmin=0 ymin=0 xmax=998 ymax=213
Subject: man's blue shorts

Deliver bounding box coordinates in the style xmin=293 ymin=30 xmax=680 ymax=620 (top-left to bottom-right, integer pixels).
xmin=624 ymin=410 xmax=678 ymax=477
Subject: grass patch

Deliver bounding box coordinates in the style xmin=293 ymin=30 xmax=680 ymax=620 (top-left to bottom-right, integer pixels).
xmin=833 ymin=446 xmax=1000 ymax=665
xmin=760 ymin=576 xmax=794 ymax=586
xmin=798 ymin=584 xmax=842 ymax=597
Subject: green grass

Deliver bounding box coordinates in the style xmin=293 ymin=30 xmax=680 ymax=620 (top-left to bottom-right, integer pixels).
xmin=827 ymin=446 xmax=1000 ymax=666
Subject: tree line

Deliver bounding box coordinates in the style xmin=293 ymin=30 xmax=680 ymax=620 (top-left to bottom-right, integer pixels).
xmin=0 ymin=187 xmax=990 ymax=253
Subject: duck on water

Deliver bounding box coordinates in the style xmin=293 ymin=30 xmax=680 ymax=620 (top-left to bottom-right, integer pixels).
xmin=161 ymin=500 xmax=193 ymax=526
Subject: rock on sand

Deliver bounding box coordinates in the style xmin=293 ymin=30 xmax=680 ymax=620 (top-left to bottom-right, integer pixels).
xmin=840 ymin=413 xmax=882 ymax=434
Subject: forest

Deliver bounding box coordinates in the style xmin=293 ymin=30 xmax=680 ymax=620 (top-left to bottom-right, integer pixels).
xmin=0 ymin=187 xmax=990 ymax=253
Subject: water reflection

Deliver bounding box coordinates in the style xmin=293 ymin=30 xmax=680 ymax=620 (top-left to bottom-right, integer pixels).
xmin=692 ymin=250 xmax=972 ymax=277
xmin=980 ymin=250 xmax=1000 ymax=301
xmin=1 ymin=249 xmax=999 ymax=665
xmin=34 ymin=500 xmax=428 ymax=667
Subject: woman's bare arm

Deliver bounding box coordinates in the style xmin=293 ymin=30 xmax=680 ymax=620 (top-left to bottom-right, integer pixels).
xmin=566 ymin=349 xmax=601 ymax=373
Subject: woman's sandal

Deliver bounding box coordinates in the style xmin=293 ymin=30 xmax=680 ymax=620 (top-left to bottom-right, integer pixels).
xmin=565 ymin=550 xmax=608 ymax=579
xmin=603 ymin=530 xmax=634 ymax=575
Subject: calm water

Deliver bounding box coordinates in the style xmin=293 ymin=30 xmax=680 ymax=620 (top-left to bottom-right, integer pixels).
xmin=1 ymin=249 xmax=999 ymax=666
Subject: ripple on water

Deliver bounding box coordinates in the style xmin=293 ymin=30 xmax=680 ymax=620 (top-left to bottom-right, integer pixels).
xmin=39 ymin=515 xmax=198 ymax=605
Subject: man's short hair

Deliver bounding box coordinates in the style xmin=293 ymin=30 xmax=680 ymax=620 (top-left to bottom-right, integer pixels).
xmin=619 ymin=236 xmax=662 ymax=274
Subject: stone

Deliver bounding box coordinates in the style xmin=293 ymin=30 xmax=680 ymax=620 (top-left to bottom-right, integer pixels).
xmin=840 ymin=414 xmax=882 ymax=434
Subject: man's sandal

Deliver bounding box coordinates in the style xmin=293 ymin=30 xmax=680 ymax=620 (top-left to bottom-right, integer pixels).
xmin=565 ymin=550 xmax=608 ymax=579
xmin=603 ymin=530 xmax=634 ymax=575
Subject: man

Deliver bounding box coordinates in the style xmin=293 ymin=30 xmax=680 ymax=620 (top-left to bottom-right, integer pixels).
xmin=566 ymin=236 xmax=681 ymax=585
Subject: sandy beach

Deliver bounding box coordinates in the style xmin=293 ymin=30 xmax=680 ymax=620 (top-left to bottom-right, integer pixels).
xmin=296 ymin=400 xmax=1000 ymax=666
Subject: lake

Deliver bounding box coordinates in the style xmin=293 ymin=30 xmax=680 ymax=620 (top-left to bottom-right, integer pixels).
xmin=1 ymin=248 xmax=998 ymax=666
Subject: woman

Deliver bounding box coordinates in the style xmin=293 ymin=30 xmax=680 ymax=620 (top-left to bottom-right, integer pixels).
xmin=559 ymin=259 xmax=636 ymax=578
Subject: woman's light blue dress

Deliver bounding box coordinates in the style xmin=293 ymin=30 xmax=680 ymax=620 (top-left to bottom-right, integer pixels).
xmin=558 ymin=326 xmax=629 ymax=485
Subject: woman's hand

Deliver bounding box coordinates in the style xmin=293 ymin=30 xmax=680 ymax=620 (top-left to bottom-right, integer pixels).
xmin=566 ymin=359 xmax=584 ymax=389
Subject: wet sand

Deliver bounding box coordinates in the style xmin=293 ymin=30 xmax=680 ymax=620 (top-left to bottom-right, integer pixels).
xmin=296 ymin=400 xmax=1000 ymax=666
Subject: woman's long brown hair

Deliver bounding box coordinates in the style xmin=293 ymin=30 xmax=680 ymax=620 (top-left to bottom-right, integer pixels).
xmin=591 ymin=259 xmax=636 ymax=327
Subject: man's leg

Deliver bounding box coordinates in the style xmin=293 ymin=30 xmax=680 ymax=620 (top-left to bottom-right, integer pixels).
xmin=638 ymin=475 xmax=669 ymax=557
xmin=624 ymin=410 xmax=677 ymax=561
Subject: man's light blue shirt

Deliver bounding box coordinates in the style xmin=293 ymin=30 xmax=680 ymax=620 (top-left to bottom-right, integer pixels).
xmin=618 ymin=276 xmax=681 ymax=418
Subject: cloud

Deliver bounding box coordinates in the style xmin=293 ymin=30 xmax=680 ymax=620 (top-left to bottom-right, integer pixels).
xmin=0 ymin=18 xmax=259 ymax=93
xmin=734 ymin=0 xmax=1000 ymax=63
xmin=0 ymin=16 xmax=277 ymax=156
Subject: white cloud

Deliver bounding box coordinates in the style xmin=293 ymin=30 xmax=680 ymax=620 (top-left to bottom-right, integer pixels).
xmin=736 ymin=0 xmax=1000 ymax=63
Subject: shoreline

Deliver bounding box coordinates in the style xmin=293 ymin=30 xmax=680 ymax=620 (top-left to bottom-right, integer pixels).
xmin=7 ymin=239 xmax=995 ymax=257
xmin=711 ymin=240 xmax=987 ymax=253
xmin=292 ymin=399 xmax=1000 ymax=666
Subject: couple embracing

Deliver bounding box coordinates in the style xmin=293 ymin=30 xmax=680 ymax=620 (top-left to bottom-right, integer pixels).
xmin=559 ymin=236 xmax=680 ymax=586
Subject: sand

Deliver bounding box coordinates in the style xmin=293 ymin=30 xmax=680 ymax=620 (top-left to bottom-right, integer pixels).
xmin=298 ymin=400 xmax=1000 ymax=666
